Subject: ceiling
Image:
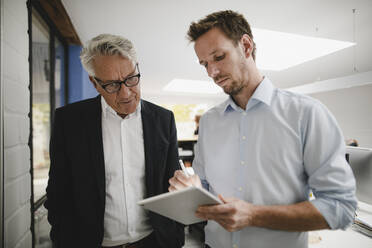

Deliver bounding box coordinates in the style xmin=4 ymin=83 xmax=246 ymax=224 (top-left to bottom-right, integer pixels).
xmin=61 ymin=0 xmax=372 ymax=102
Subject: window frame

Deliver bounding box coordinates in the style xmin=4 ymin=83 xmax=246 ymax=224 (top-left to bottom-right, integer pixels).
xmin=27 ymin=0 xmax=69 ymax=246
xmin=0 ymin=0 xmax=4 ymax=246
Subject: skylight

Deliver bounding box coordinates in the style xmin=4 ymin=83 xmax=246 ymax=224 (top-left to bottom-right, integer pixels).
xmin=163 ymin=79 xmax=222 ymax=94
xmin=253 ymin=28 xmax=355 ymax=71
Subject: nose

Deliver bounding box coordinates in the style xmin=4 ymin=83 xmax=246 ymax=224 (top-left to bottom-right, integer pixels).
xmin=207 ymin=64 xmax=220 ymax=78
xmin=117 ymin=83 xmax=132 ymax=98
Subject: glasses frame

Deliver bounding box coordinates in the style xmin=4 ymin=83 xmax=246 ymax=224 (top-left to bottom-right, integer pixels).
xmin=93 ymin=63 xmax=141 ymax=94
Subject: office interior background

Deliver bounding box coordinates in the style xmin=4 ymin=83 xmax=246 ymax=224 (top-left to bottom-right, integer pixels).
xmin=0 ymin=0 xmax=371 ymax=247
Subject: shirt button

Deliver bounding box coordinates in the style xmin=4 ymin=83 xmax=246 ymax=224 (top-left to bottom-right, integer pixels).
xmin=233 ymin=244 xmax=238 ymax=248
xmin=241 ymin=161 xmax=245 ymax=165
xmin=242 ymin=136 xmax=246 ymax=140
xmin=238 ymin=187 xmax=243 ymax=192
xmin=243 ymin=112 xmax=247 ymax=116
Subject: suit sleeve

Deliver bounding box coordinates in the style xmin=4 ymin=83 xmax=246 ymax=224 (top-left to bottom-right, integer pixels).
xmin=44 ymin=109 xmax=65 ymax=245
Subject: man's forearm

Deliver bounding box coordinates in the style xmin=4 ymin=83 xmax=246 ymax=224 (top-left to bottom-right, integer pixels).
xmin=251 ymin=201 xmax=330 ymax=231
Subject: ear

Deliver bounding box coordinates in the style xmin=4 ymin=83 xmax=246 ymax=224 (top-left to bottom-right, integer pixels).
xmin=89 ymin=76 xmax=99 ymax=90
xmin=240 ymin=34 xmax=253 ymax=58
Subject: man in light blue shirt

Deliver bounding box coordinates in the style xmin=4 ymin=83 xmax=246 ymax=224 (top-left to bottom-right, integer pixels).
xmin=169 ymin=10 xmax=357 ymax=248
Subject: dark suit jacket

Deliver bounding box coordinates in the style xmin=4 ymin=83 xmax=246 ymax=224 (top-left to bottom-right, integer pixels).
xmin=45 ymin=96 xmax=185 ymax=248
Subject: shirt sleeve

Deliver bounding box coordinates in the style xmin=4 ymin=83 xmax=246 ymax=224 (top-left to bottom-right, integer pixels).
xmin=302 ymin=100 xmax=357 ymax=230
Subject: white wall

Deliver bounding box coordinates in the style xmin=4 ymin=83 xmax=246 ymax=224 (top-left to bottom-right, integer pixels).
xmin=2 ymin=0 xmax=32 ymax=247
xmin=310 ymin=84 xmax=372 ymax=148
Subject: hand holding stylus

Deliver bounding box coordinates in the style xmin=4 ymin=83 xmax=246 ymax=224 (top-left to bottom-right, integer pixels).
xmin=168 ymin=160 xmax=201 ymax=191
xmin=178 ymin=159 xmax=195 ymax=177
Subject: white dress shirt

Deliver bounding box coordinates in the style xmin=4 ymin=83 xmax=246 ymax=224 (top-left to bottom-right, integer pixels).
xmin=101 ymin=98 xmax=152 ymax=246
xmin=193 ymin=77 xmax=357 ymax=248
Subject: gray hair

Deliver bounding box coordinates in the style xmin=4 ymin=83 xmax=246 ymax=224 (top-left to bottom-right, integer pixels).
xmin=80 ymin=34 xmax=137 ymax=76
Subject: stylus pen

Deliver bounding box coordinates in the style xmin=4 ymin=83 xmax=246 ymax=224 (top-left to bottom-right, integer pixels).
xmin=179 ymin=159 xmax=191 ymax=177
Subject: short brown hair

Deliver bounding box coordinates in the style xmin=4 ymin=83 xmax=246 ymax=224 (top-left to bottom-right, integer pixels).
xmin=187 ymin=10 xmax=256 ymax=60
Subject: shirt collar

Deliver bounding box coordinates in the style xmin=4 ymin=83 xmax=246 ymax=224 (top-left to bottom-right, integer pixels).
xmin=219 ymin=77 xmax=275 ymax=115
xmin=101 ymin=96 xmax=141 ymax=119
xmin=250 ymin=77 xmax=274 ymax=107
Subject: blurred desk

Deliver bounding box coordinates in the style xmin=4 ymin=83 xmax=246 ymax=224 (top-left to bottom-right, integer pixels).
xmin=310 ymin=201 xmax=372 ymax=248
xmin=310 ymin=229 xmax=371 ymax=247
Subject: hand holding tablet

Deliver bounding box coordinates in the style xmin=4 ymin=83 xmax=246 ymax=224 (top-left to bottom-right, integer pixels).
xmin=139 ymin=161 xmax=220 ymax=224
xmin=138 ymin=186 xmax=222 ymax=225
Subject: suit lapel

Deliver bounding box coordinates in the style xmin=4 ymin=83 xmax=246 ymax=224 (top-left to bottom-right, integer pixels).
xmin=85 ymin=95 xmax=106 ymax=210
xmin=141 ymin=101 xmax=156 ymax=197
xmin=141 ymin=100 xmax=168 ymax=197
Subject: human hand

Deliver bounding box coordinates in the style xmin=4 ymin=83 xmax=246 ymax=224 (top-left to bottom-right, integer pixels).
xmin=168 ymin=170 xmax=202 ymax=191
xmin=195 ymin=195 xmax=256 ymax=232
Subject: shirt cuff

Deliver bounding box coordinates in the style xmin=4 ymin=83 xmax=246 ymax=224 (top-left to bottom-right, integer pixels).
xmin=201 ymin=179 xmax=209 ymax=191
xmin=310 ymin=197 xmax=356 ymax=230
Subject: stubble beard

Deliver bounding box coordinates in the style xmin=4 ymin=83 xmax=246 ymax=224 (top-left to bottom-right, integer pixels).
xmin=224 ymin=80 xmax=245 ymax=96
xmin=223 ymin=61 xmax=247 ymax=96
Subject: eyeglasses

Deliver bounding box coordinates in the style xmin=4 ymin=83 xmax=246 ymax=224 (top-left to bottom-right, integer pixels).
xmin=93 ymin=63 xmax=141 ymax=94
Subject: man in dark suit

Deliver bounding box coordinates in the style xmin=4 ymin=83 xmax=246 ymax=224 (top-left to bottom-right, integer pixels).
xmin=45 ymin=34 xmax=185 ymax=248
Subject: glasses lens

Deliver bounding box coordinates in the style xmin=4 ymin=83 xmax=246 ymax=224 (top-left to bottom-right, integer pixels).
xmin=126 ymin=75 xmax=140 ymax=87
xmin=105 ymin=82 xmax=121 ymax=93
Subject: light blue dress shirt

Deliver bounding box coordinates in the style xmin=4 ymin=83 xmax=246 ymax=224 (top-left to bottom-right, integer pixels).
xmin=193 ymin=77 xmax=357 ymax=248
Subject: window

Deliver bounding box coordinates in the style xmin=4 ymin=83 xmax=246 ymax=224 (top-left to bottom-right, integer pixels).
xmin=55 ymin=38 xmax=66 ymax=108
xmin=162 ymin=104 xmax=209 ymax=140
xmin=31 ymin=9 xmax=51 ymax=204
xmin=29 ymin=4 xmax=69 ymax=248
xmin=161 ymin=103 xmax=210 ymax=167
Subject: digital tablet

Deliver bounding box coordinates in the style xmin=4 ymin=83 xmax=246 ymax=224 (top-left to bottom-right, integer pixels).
xmin=138 ymin=187 xmax=222 ymax=225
